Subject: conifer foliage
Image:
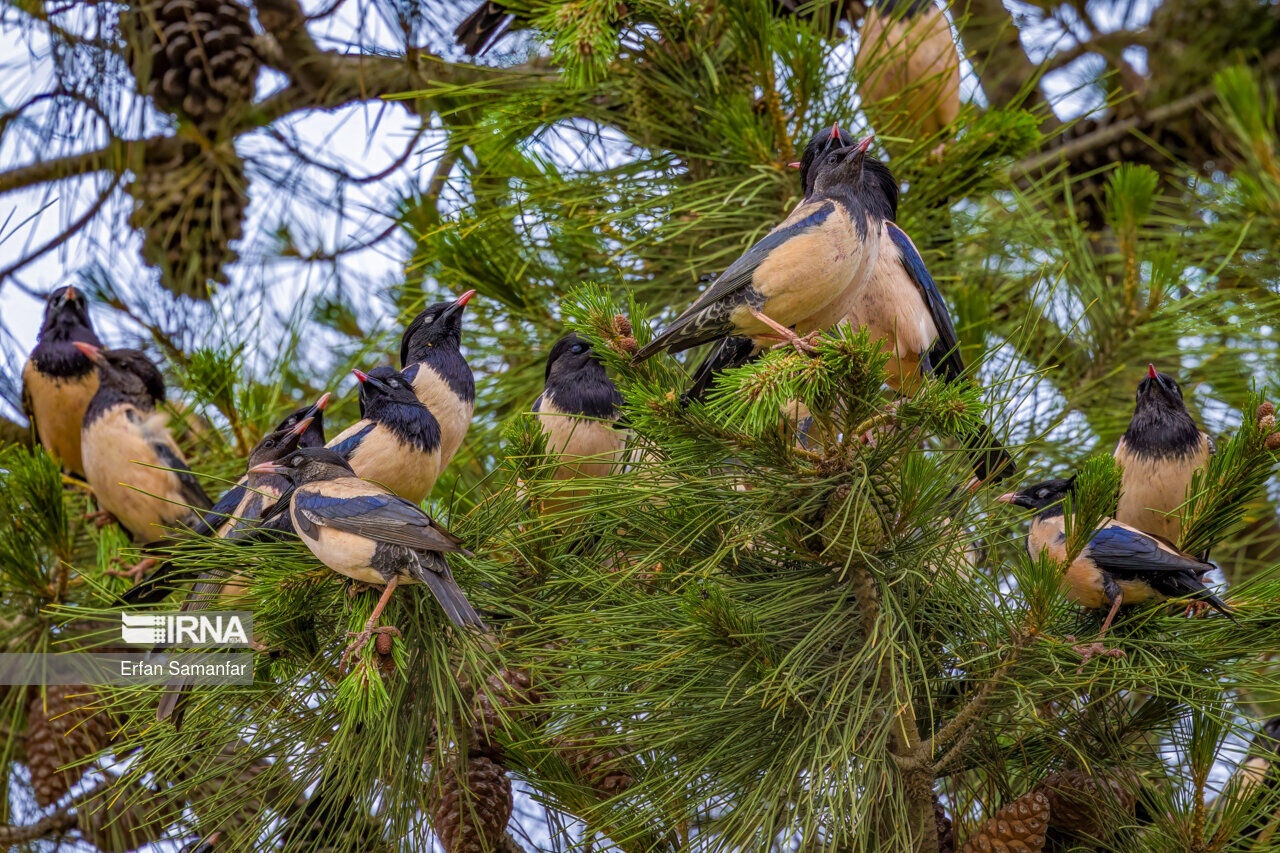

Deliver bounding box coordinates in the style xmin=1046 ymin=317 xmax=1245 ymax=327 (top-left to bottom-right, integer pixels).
xmin=1 ymin=0 xmax=1280 ymax=851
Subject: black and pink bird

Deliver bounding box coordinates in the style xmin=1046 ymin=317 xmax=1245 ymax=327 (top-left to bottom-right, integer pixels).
xmin=400 ymin=290 xmax=476 ymax=469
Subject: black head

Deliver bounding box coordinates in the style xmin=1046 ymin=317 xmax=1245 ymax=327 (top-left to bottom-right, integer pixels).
xmin=353 ymin=365 xmax=421 ymax=416
xmin=998 ymin=476 xmax=1075 ymax=512
xmin=76 ymin=343 xmax=166 ymax=404
xmin=400 ymin=290 xmax=474 ymax=366
xmin=1134 ymin=364 xmax=1186 ymax=412
xmin=252 ymin=394 xmax=331 ymax=466
xmin=545 ymin=332 xmax=603 ymax=383
xmin=797 ymin=124 xmax=848 ymax=197
xmin=251 ymin=446 xmax=354 ymax=484
xmin=862 ymin=156 xmax=899 ymax=221
xmin=39 ymin=285 xmax=97 ymax=344
xmin=810 ymin=133 xmax=876 ymax=197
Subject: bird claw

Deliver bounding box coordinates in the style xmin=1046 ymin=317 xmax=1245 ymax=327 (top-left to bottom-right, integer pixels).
xmin=84 ymin=509 xmax=116 ymax=530
xmin=749 ymin=308 xmax=821 ymax=355
xmin=1066 ymin=635 xmax=1125 ymax=672
xmin=1183 ymin=600 xmax=1211 ymax=619
xmin=340 ymin=625 xmax=401 ymax=670
xmin=346 ymin=581 xmax=376 ymax=599
xmin=107 ymin=557 xmax=157 ymax=584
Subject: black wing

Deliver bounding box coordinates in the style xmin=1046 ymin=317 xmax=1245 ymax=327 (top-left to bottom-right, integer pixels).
xmin=887 ymin=223 xmax=963 ymax=382
xmin=328 ymin=422 xmax=374 ymax=462
xmin=634 ymin=205 xmax=833 ymax=359
xmin=188 ymin=478 xmax=249 ymax=538
xmin=293 ymin=489 xmax=468 ymax=555
xmin=151 ymin=441 xmax=212 ymax=510
xmin=683 ymin=336 xmax=760 ymax=404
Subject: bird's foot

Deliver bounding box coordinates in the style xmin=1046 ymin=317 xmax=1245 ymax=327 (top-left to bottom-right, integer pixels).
xmin=749 ymin=308 xmax=820 ymax=355
xmin=928 ymin=142 xmax=950 ymax=162
xmin=341 ymin=624 xmax=402 ymax=670
xmin=107 ymin=557 xmax=157 ymax=584
xmin=856 ymin=401 xmax=903 ymax=447
xmin=1183 ymin=600 xmax=1211 ymax=619
xmin=1066 ymin=635 xmax=1125 ymax=672
xmin=84 ymin=509 xmax=116 ymax=529
xmin=346 ymin=580 xmax=377 ymax=599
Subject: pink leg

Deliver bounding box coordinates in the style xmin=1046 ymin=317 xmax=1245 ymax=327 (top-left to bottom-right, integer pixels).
xmin=341 ymin=576 xmax=404 ymax=670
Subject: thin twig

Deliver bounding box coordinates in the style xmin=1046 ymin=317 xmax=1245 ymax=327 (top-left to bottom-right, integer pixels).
xmin=0 ymin=172 xmax=122 ymax=290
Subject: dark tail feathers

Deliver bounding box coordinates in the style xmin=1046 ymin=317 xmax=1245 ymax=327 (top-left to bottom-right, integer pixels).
xmin=682 ymin=336 xmax=760 ymax=405
xmin=416 ymin=552 xmax=485 ymax=629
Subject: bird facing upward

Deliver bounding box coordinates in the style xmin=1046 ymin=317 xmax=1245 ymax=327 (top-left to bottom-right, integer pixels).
xmin=1000 ymin=476 xmax=1231 ymax=665
xmin=76 ymin=343 xmax=211 ymax=545
xmin=327 ymin=366 xmax=443 ymax=504
xmin=251 ymin=447 xmax=482 ymax=667
xmin=22 ymin=286 xmax=103 ymax=477
xmin=533 ymin=333 xmax=627 ymax=514
xmin=1114 ymin=365 xmax=1214 ymax=544
xmin=400 ymin=290 xmax=476 ymax=467
xmin=634 ymin=134 xmax=883 ymax=361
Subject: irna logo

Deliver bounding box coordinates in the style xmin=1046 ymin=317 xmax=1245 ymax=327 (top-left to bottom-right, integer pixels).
xmin=121 ymin=612 xmax=252 ymax=647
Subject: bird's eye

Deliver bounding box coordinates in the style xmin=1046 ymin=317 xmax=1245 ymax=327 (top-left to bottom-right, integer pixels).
xmin=571 ymin=343 xmax=585 ymax=354
xmin=292 ymin=456 xmax=302 ymax=466
xmin=389 ymin=379 xmax=400 ymax=388
xmin=262 ymin=438 xmax=275 ymax=449
xmin=826 ymin=153 xmax=840 ymax=165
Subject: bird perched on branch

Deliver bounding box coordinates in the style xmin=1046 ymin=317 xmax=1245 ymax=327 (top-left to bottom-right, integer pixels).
xmin=77 ymin=343 xmax=211 ymax=566
xmin=1114 ymin=365 xmax=1214 ymax=544
xmin=251 ymin=447 xmax=482 ymax=667
xmin=401 ymin=290 xmax=476 ymax=467
xmin=22 ymin=286 xmax=102 ymax=478
xmin=153 ymin=407 xmax=327 ymax=728
xmin=533 ymin=333 xmax=627 ymax=514
xmin=854 ymin=0 xmax=961 ymax=157
xmin=1000 ymin=476 xmax=1232 ymax=666
xmin=327 ymin=366 xmax=443 ymax=504
xmin=634 ymin=133 xmax=882 ymax=362
xmin=122 ymin=394 xmax=329 ymax=608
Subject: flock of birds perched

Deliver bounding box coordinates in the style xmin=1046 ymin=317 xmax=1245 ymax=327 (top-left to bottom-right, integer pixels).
xmin=19 ymin=122 xmax=1234 ymax=730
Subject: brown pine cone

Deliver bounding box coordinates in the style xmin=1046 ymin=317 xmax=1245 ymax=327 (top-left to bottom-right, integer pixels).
xmin=936 ymin=793 xmax=955 ymax=853
xmin=126 ymin=140 xmax=246 ymax=298
xmin=27 ymin=685 xmax=112 ymax=807
xmin=959 ymin=789 xmax=1049 ymax=853
xmin=1036 ymin=768 xmax=1136 ymax=842
xmin=123 ymin=0 xmax=260 ymax=132
xmin=431 ymin=753 xmax=513 ymax=853
xmin=553 ymin=730 xmax=632 ymax=800
xmin=469 ymin=667 xmax=543 ymax=758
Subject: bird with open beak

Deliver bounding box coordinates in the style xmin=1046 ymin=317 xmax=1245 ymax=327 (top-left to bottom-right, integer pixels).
xmin=999 ymin=476 xmax=1232 ymax=666
xmin=122 ymin=393 xmax=330 ymax=609
xmin=1114 ymin=364 xmax=1214 ymax=544
xmin=251 ymin=447 xmax=483 ymax=667
xmin=532 ymin=333 xmax=628 ymax=514
xmin=77 ymin=343 xmax=211 ymax=560
xmin=634 ymin=132 xmax=882 ymax=362
xmin=400 ymin=290 xmax=476 ymax=468
xmin=327 ymin=365 xmax=443 ymax=504
xmin=854 ymin=0 xmax=961 ymax=158
xmin=22 ymin=286 xmax=102 ymax=478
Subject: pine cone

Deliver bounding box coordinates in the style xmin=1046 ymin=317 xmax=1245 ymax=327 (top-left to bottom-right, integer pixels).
xmin=27 ymin=685 xmax=112 ymax=807
xmin=1036 ymin=768 xmax=1136 ymax=842
xmin=469 ymin=667 xmax=543 ymax=758
xmin=127 ymin=140 xmax=246 ymax=298
xmin=959 ymin=790 xmax=1049 ymax=853
xmin=124 ymin=0 xmax=260 ymax=132
xmin=553 ymin=730 xmax=632 ymax=799
xmin=431 ymin=754 xmax=513 ymax=853
xmin=935 ymin=794 xmax=955 ymax=853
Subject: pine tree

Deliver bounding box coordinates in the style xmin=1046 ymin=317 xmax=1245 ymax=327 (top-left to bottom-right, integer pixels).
xmin=2 ymin=0 xmax=1280 ymax=850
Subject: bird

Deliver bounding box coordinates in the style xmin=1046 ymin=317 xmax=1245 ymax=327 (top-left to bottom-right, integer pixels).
xmin=453 ymin=1 xmax=517 ymax=55
xmin=532 ymin=333 xmax=627 ymax=513
xmin=76 ymin=343 xmax=212 ymax=567
xmin=633 ymin=133 xmax=883 ymax=362
xmin=249 ymin=447 xmax=483 ymax=667
xmin=999 ymin=475 xmax=1232 ymax=665
xmin=1114 ymin=365 xmax=1214 ymax=544
xmin=327 ymin=366 xmax=443 ymax=504
xmin=123 ymin=393 xmax=330 ymax=608
xmin=400 ymin=290 xmax=476 ymax=467
xmin=153 ymin=400 xmax=330 ymax=727
xmin=21 ymin=285 xmax=103 ymax=478
xmin=854 ymin=0 xmax=961 ymax=157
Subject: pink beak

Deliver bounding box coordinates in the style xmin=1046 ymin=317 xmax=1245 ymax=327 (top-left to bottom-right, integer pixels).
xmin=787 ymin=161 xmax=801 ymax=169
xmin=830 ymin=123 xmax=841 ymax=141
xmin=996 ymin=493 xmax=1016 ymax=504
xmin=249 ymin=462 xmax=284 ymax=475
xmin=853 ymin=132 xmax=875 ymax=154
xmin=72 ymin=341 xmax=102 ymax=361
xmin=288 ymin=417 xmax=314 ymax=437
xmin=455 ymin=289 xmax=476 ymax=307
xmin=314 ymin=392 xmax=331 ymax=410
xmin=1148 ymin=363 xmax=1158 ymax=379
xmin=352 ymin=369 xmax=369 ymax=383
